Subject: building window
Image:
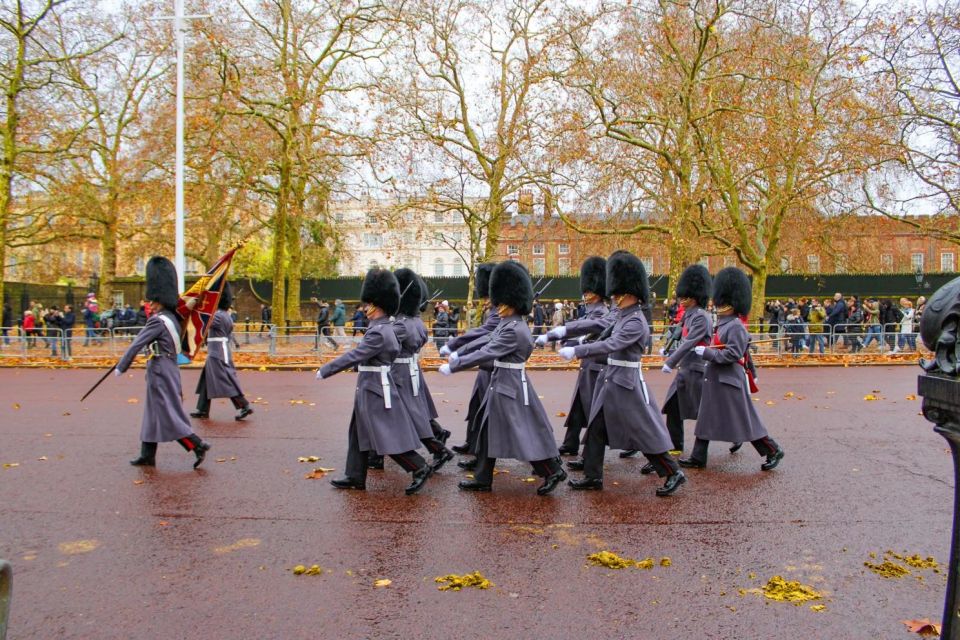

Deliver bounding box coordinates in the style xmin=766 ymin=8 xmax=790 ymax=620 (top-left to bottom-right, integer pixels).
xmin=532 ymin=243 xmax=545 ymax=256
xmin=558 ymin=243 xmax=570 ymax=255
xmin=880 ymin=254 xmax=894 ymax=272
xmin=452 ymin=261 xmax=465 ymax=276
xmin=402 ymin=231 xmax=415 ymax=244
xmin=433 ymin=258 xmax=444 ymax=276
xmin=363 ymin=233 xmax=382 ymax=249
xmin=780 ymin=256 xmax=791 ymax=273
xmin=912 ymin=252 xmax=925 ymax=272
xmin=640 ymin=256 xmax=653 ymax=273
xmin=135 ymin=256 xmax=145 ymax=274
xmin=807 ymin=254 xmax=820 ymax=272
xmin=368 ymin=260 xmax=379 ymax=270
xmin=365 ymin=212 xmax=377 ymax=224
xmin=507 ymin=244 xmax=520 ymax=256
xmin=75 ymin=250 xmax=85 ymax=269
xmin=835 ymin=254 xmax=847 ymax=274
xmin=433 ymin=211 xmax=445 ymax=223
xmin=532 ymin=257 xmax=545 ymax=275
xmin=335 ymin=211 xmax=344 ymax=223
xmin=723 ymin=256 xmax=736 ymax=268
xmin=942 ymin=252 xmax=955 ymax=272
xmin=558 ymin=257 xmax=571 ymax=275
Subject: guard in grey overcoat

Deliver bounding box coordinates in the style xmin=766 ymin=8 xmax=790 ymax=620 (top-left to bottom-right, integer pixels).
xmin=442 ymin=261 xmax=566 ymax=496
xmin=680 ymin=267 xmax=785 ymax=471
xmin=192 ymin=283 xmax=253 ymax=421
xmin=440 ymin=263 xmax=497 ymax=465
xmin=121 ymin=256 xmax=211 ymax=469
xmin=561 ymin=251 xmax=686 ymax=497
xmin=319 ymin=268 xmax=433 ymax=495
xmin=391 ymin=269 xmax=454 ymax=470
xmin=537 ymin=256 xmax=611 ymax=456
xmin=659 ymin=265 xmax=713 ymax=455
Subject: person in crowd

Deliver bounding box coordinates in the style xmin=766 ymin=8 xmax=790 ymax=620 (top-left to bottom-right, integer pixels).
xmin=783 ymin=305 xmax=805 ymax=356
xmin=259 ymin=303 xmax=272 ymax=333
xmin=433 ymin=301 xmax=450 ymax=351
xmin=82 ymin=293 xmax=101 ymax=346
xmin=448 ymin=304 xmax=461 ymax=339
xmin=330 ymin=298 xmax=347 ymax=346
xmin=531 ymin=296 xmax=546 ymax=347
xmin=807 ymin=300 xmax=827 ymax=354
xmin=862 ymin=297 xmax=882 ymax=350
xmin=61 ymin=304 xmax=75 ymax=358
xmin=825 ymin=292 xmax=847 ymax=349
xmin=846 ymin=297 xmax=865 ymax=353
xmin=893 ymin=297 xmax=916 ymax=353
xmin=350 ymin=304 xmax=367 ymax=336
xmin=43 ymin=305 xmax=62 ymax=357
xmin=22 ymin=309 xmax=36 ymax=347
xmin=1 ymin=300 xmax=11 ymax=345
xmin=549 ymin=301 xmax=565 ymax=352
xmin=312 ymin=298 xmax=338 ymax=351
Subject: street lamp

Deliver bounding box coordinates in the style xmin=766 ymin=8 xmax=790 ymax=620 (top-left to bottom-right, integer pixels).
xmin=915 ymin=266 xmax=924 ymax=289
xmin=88 ymin=272 xmax=100 ymax=297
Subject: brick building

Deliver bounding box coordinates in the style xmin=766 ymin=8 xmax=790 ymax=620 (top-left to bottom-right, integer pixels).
xmin=494 ymin=213 xmax=959 ymax=275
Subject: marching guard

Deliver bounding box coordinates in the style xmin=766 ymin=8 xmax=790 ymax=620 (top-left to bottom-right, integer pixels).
xmin=318 ymin=268 xmax=434 ymax=495
xmin=560 ymin=251 xmax=686 ymax=496
xmin=439 ymin=263 xmax=497 ymax=467
xmin=440 ymin=261 xmax=566 ymax=495
xmin=536 ymin=256 xmax=612 ymax=456
xmin=390 ymin=268 xmax=455 ymax=470
xmin=118 ymin=256 xmax=211 ymax=468
xmin=680 ymin=267 xmax=785 ymax=471
xmin=191 ymin=283 xmax=253 ymax=421
xmin=654 ymin=264 xmax=713 ymax=472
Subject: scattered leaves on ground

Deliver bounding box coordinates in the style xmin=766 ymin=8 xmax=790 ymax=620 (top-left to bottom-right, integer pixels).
xmin=3 ymin=462 xmax=19 ymax=468
xmin=864 ymin=560 xmax=910 ymax=578
xmin=297 ymin=456 xmax=321 ymax=463
xmin=36 ymin=456 xmax=47 ymax=461
xmin=863 ymin=394 xmax=879 ymax=401
xmin=12 ymin=403 xmax=20 ymax=409
xmin=587 ymin=551 xmax=668 ymax=570
xmin=304 ymin=467 xmax=335 ymax=479
xmin=58 ymin=540 xmax=100 ymax=555
xmin=213 ymin=538 xmax=261 ymax=554
xmin=765 ymin=400 xmax=776 ymax=405
xmin=133 ymin=479 xmax=144 ymax=485
xmin=783 ymin=392 xmax=795 ymax=398
xmin=521 ymin=477 xmax=537 ymax=483
xmin=556 ymin=411 xmax=567 ymax=417
xmin=810 ymin=604 xmax=827 ymax=612
xmin=292 ymin=564 xmax=323 ymax=576
xmin=435 ymin=571 xmax=493 ymax=591
xmin=906 ymin=394 xmax=918 ymax=401
xmin=760 ymin=576 xmax=822 ymax=604
xmin=127 ymin=398 xmax=139 ymax=403
xmin=902 ymin=619 xmax=942 ymax=637
xmin=373 ymin=578 xmax=392 ymax=588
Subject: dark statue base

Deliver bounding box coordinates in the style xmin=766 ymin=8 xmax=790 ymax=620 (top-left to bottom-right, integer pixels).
xmin=920 ymin=372 xmax=960 ymax=639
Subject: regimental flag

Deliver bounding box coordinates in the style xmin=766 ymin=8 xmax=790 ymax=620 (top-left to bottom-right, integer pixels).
xmin=176 ymin=244 xmax=242 ymax=360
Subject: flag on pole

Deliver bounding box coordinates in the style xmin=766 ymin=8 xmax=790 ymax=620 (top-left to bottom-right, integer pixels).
xmin=176 ymin=244 xmax=242 ymax=360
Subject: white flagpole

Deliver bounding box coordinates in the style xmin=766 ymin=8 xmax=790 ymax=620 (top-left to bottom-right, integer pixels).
xmin=174 ymin=0 xmax=186 ymax=292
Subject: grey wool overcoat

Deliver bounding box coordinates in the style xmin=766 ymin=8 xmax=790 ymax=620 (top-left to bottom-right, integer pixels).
xmin=662 ymin=306 xmax=712 ymax=420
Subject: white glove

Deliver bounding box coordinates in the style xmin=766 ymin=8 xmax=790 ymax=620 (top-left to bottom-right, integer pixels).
xmin=658 ymin=348 xmax=665 ymax=356
xmin=548 ymin=326 xmax=567 ymax=340
xmin=439 ymin=345 xmax=451 ymax=357
xmin=315 ymin=369 xmax=324 ymax=380
xmin=558 ymin=347 xmax=576 ymax=361
xmin=439 ymin=363 xmax=452 ymax=376
xmin=448 ymin=351 xmax=459 ymax=363
xmin=113 ymin=369 xmax=122 ymax=377
xmin=535 ymin=334 xmax=549 ymax=347
xmin=661 ymin=364 xmax=672 ymax=373
xmin=694 ymin=346 xmax=706 ymax=356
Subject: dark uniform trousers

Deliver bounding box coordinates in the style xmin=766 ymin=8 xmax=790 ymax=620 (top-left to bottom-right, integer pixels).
xmin=346 ymin=417 xmax=428 ymax=482
xmin=689 ymin=435 xmax=780 ymax=464
xmin=661 ymin=394 xmax=685 ymax=452
xmin=195 ymin=370 xmax=250 ymax=414
xmin=472 ymin=422 xmax=562 ymax=485
xmin=368 ymin=434 xmax=447 ymax=467
xmin=582 ymin=410 xmax=679 ymax=480
xmin=139 ymin=433 xmax=204 ymax=458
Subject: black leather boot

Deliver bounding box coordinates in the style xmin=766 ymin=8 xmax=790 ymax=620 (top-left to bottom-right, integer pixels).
xmin=193 ymin=442 xmax=211 ymax=469
xmin=405 ymin=466 xmax=433 ymax=495
xmin=235 ymin=406 xmax=253 ymax=421
xmin=130 ymin=442 xmax=157 ymax=466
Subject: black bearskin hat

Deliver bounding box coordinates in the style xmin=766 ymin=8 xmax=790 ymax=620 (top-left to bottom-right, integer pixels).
xmin=475 ymin=263 xmax=496 ymax=299
xmin=490 ymin=261 xmax=533 ymax=316
xmin=394 ymin=268 xmax=424 ymax=317
xmin=145 ymin=256 xmax=179 ymax=310
xmin=218 ymin=282 xmax=233 ymax=311
xmin=606 ymin=251 xmax=650 ymax=303
xmin=580 ymin=256 xmax=607 ymax=297
xmin=360 ymin=268 xmax=401 ymax=316
xmin=675 ymin=265 xmax=712 ymax=308
xmin=712 ymin=267 xmax=752 ymax=316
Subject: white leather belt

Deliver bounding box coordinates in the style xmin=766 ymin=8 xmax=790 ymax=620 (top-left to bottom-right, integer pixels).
xmin=493 ymin=360 xmax=528 ymax=405
xmin=606 ymin=357 xmax=649 ymax=404
xmin=358 ymin=365 xmax=392 ymax=409
xmin=208 ymin=337 xmax=230 ymax=365
xmin=395 ymin=356 xmax=420 ymax=396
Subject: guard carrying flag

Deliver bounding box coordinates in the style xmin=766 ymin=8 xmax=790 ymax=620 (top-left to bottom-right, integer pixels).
xmin=318 ymin=268 xmax=434 ymax=495
xmin=536 ymin=256 xmax=612 ymax=456
xmin=654 ymin=264 xmax=713 ymax=471
xmin=560 ymin=251 xmax=686 ymax=496
xmin=440 ymin=263 xmax=497 ymax=466
xmin=681 ymin=267 xmax=785 ymax=471
xmin=118 ymin=257 xmax=211 ymax=468
xmin=191 ymin=282 xmax=253 ymax=421
xmin=440 ymin=261 xmax=566 ymax=495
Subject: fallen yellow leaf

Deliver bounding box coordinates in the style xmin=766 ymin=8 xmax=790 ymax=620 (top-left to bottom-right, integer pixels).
xmin=58 ymin=540 xmax=100 ymax=555
xmin=127 ymin=398 xmax=139 ymax=404
xmin=133 ymin=479 xmax=144 ymax=485
xmin=765 ymin=400 xmax=776 ymax=406
xmin=784 ymin=392 xmax=795 ymax=398
xmin=863 ymin=394 xmax=879 ymax=401
xmin=213 ymin=538 xmax=261 ymax=554
xmin=556 ymin=411 xmax=567 ymax=417
xmin=435 ymin=571 xmax=493 ymax=591
xmin=373 ymin=578 xmax=392 ymax=588
xmin=12 ymin=403 xmax=20 ymax=409
xmin=906 ymin=394 xmax=917 ymax=401
xmin=3 ymin=463 xmax=19 ymax=468
xmin=297 ymin=456 xmax=321 ymax=463
xmin=37 ymin=456 xmax=47 ymax=461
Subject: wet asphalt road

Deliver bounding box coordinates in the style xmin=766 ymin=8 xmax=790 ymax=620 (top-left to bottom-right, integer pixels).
xmin=0 ymin=366 xmax=951 ymax=639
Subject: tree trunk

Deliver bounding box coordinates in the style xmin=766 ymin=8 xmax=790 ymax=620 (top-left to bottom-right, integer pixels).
xmin=99 ymin=210 xmax=118 ymax=303
xmin=270 ymin=150 xmax=290 ymax=329
xmin=483 ymin=190 xmax=503 ymax=261
xmin=285 ymin=215 xmax=302 ymax=323
xmin=749 ymin=266 xmax=767 ymax=324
